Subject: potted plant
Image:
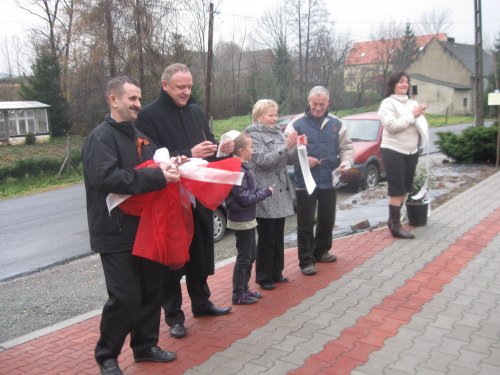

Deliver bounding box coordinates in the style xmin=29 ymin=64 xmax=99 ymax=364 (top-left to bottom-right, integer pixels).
xmin=405 ymin=169 xmax=431 ymax=226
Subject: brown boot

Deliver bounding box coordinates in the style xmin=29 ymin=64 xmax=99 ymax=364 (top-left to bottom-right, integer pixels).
xmin=388 ymin=205 xmax=415 ymax=239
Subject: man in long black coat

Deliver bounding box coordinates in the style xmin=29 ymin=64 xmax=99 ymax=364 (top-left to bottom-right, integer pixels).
xmin=135 ymin=63 xmax=234 ymax=339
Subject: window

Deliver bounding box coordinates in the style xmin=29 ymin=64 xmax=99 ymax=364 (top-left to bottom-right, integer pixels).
xmin=411 ymin=85 xmax=418 ymax=96
xmin=6 ymin=108 xmax=48 ymax=136
xmin=463 ymin=98 xmax=467 ymax=108
xmin=36 ymin=109 xmax=49 ymax=133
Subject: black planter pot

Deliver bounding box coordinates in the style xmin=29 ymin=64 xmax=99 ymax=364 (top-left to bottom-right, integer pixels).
xmin=405 ymin=202 xmax=429 ymax=226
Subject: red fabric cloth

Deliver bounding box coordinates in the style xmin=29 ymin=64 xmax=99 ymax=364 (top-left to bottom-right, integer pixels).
xmin=180 ymin=157 xmax=242 ymax=210
xmin=118 ymin=158 xmax=241 ymax=268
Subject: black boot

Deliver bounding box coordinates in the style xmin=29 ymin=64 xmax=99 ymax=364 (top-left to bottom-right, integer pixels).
xmin=388 ymin=205 xmax=415 ymax=239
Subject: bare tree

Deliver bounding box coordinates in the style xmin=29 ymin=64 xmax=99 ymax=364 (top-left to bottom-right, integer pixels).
xmin=287 ymin=0 xmax=329 ymax=100
xmin=179 ymin=0 xmax=219 ymax=98
xmin=370 ymin=23 xmax=403 ymax=96
xmin=17 ymin=0 xmax=63 ymax=59
xmin=253 ymin=1 xmax=293 ymax=109
xmin=309 ymin=25 xmax=351 ymax=88
xmin=103 ymin=0 xmax=116 ymax=76
xmin=1 ymin=37 xmax=14 ymax=78
xmin=419 ymin=7 xmax=453 ymax=36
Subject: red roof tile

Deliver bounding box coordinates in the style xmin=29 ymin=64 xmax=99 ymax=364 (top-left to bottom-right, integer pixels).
xmin=346 ymin=34 xmax=447 ymax=66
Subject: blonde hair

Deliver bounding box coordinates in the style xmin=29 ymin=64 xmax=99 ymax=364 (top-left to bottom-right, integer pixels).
xmin=252 ymin=99 xmax=278 ymax=122
xmin=233 ymin=133 xmax=252 ymax=156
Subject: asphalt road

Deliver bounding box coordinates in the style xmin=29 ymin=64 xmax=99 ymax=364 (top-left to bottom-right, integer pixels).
xmin=0 ymin=184 xmax=91 ymax=281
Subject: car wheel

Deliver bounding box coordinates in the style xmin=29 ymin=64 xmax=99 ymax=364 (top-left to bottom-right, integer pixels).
xmin=213 ymin=208 xmax=227 ymax=243
xmin=360 ymin=164 xmax=379 ymax=190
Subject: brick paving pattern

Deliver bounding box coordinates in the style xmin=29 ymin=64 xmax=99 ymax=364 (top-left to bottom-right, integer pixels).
xmin=1 ymin=170 xmax=499 ymax=375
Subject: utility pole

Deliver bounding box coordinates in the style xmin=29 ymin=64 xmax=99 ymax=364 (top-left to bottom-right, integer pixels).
xmin=205 ymin=2 xmax=214 ymax=119
xmin=474 ymin=0 xmax=484 ymax=126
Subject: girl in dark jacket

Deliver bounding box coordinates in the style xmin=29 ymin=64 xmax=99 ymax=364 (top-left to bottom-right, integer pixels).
xmin=225 ymin=133 xmax=274 ymax=305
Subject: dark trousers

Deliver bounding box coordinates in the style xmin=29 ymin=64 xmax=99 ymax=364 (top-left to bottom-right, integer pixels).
xmin=296 ymin=188 xmax=337 ymax=269
xmin=162 ymin=203 xmax=214 ymax=327
xmin=255 ymin=217 xmax=286 ymax=284
xmin=381 ymin=148 xmax=419 ymax=196
xmin=162 ymin=272 xmax=212 ymax=327
xmin=95 ymin=252 xmax=162 ymax=364
xmin=232 ymin=228 xmax=257 ymax=300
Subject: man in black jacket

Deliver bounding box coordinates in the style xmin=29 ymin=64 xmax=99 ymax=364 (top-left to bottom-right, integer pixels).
xmin=83 ymin=76 xmax=179 ymax=375
xmin=135 ymin=63 xmax=233 ymax=339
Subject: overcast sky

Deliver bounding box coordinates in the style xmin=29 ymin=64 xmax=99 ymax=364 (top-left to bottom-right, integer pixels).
xmin=215 ymin=0 xmax=499 ymax=45
xmin=1 ymin=0 xmax=499 ymax=74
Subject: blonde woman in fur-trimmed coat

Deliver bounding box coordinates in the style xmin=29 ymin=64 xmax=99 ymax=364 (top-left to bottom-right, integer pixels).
xmin=244 ymin=99 xmax=301 ymax=291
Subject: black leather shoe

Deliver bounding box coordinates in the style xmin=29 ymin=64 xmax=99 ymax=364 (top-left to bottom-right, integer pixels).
xmin=193 ymin=305 xmax=231 ymax=317
xmin=98 ymin=359 xmax=123 ymax=375
xmin=170 ymin=323 xmax=186 ymax=338
xmin=258 ymin=282 xmax=275 ymax=290
xmin=134 ymin=346 xmax=176 ymax=363
xmin=274 ymin=275 xmax=289 ymax=283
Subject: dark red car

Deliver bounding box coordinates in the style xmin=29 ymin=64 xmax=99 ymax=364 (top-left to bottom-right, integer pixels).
xmin=340 ymin=112 xmax=386 ymax=189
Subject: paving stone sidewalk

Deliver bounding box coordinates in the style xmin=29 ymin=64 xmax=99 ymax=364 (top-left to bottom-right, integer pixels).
xmin=1 ymin=170 xmax=499 ymax=375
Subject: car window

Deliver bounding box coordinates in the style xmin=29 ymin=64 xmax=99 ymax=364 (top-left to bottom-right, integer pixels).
xmin=343 ymin=119 xmax=380 ymax=142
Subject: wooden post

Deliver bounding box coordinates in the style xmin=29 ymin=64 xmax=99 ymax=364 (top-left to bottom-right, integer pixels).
xmin=205 ymin=2 xmax=214 ymax=119
xmin=474 ymin=0 xmax=484 ymax=127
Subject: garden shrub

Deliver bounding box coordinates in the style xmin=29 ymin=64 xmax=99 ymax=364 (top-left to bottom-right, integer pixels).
xmin=435 ymin=123 xmax=498 ymax=163
xmin=25 ymin=133 xmax=37 ymax=145
xmin=0 ymin=166 xmax=13 ymax=183
xmin=8 ymin=157 xmax=61 ymax=179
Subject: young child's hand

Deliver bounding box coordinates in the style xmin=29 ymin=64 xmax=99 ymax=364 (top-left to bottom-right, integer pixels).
xmin=269 ymin=186 xmax=276 ymax=194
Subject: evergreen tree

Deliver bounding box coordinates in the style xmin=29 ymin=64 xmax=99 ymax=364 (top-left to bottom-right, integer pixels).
xmin=19 ymin=47 xmax=71 ymax=136
xmin=393 ymin=24 xmax=420 ymax=72
xmin=272 ymin=41 xmax=292 ymax=112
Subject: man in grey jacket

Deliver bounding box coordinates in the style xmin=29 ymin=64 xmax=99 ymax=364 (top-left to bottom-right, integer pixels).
xmin=286 ymin=86 xmax=354 ymax=276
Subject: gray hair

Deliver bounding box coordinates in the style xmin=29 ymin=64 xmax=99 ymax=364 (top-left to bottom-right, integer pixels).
xmin=161 ymin=63 xmax=191 ymax=83
xmin=308 ymin=86 xmax=329 ymax=100
xmin=252 ymin=99 xmax=278 ymax=122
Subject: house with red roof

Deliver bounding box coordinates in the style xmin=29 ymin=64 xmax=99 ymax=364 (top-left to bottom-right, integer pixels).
xmin=344 ymin=33 xmax=493 ymax=115
xmin=344 ymin=34 xmax=447 ymax=96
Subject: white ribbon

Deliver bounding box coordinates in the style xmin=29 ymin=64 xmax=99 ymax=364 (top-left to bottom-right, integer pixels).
xmin=415 ymin=115 xmax=429 ymax=149
xmin=297 ymin=143 xmax=316 ymax=195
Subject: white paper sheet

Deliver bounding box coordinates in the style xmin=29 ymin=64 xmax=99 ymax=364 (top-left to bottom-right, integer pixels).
xmin=216 ymin=130 xmax=241 ymax=157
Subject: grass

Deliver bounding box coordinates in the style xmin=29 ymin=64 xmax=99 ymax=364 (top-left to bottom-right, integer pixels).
xmin=0 ymin=136 xmax=85 ymax=199
xmin=0 ymin=136 xmax=85 ymax=168
xmin=210 ymin=109 xmax=477 ymax=138
xmin=0 ymin=172 xmax=83 ymax=199
xmin=0 ymin=111 xmax=485 ymax=199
